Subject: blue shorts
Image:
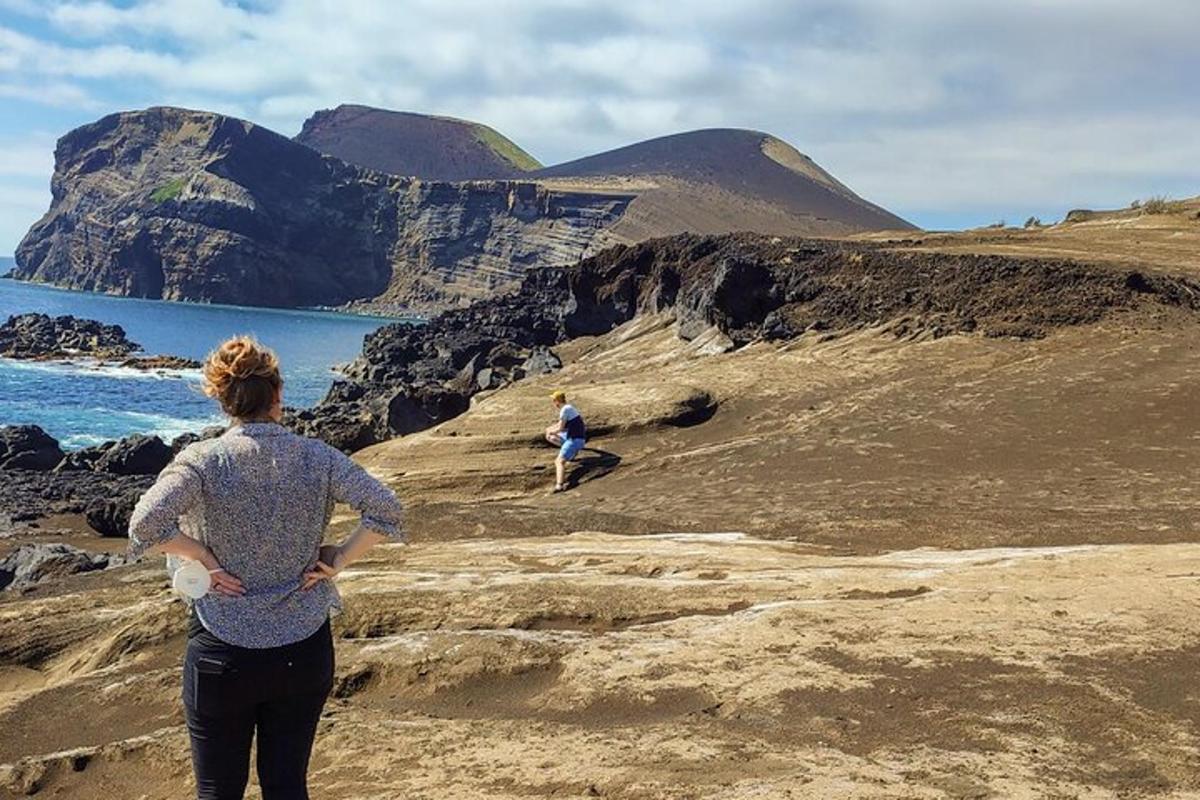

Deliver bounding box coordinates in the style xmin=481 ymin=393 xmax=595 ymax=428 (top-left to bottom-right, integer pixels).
xmin=558 ymin=438 xmax=585 ymax=461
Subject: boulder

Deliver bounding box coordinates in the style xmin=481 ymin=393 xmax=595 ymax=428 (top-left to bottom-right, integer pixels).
xmin=520 ymin=347 xmax=561 ymax=377
xmin=94 ymin=434 xmax=173 ymax=475
xmin=286 ymin=405 xmax=379 ymax=453
xmin=380 ymin=385 xmax=471 ymax=438
xmin=169 ymin=425 xmax=224 ymax=454
xmin=676 ymin=257 xmax=782 ymax=344
xmin=0 ymin=543 xmax=118 ymax=591
xmin=54 ymin=441 xmax=114 ymax=472
xmin=0 ymin=425 xmax=66 ymax=471
xmin=84 ymin=487 xmax=143 ymax=538
xmin=475 ymin=366 xmax=503 ymax=391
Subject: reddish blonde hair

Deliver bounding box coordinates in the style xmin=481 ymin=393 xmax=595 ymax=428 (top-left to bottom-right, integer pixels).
xmin=202 ymin=336 xmax=282 ymax=419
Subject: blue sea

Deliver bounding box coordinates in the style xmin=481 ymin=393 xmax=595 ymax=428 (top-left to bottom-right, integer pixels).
xmin=0 ymin=279 xmax=412 ymax=449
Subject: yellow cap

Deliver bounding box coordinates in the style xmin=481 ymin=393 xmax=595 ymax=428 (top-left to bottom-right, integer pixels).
xmin=550 ymin=390 xmax=567 ymax=403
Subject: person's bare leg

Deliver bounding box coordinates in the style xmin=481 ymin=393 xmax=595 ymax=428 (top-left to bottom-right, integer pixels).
xmin=555 ymin=456 xmax=565 ymax=489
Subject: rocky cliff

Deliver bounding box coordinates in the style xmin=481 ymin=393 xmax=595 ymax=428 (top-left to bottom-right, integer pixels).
xmin=13 ymin=107 xmax=630 ymax=309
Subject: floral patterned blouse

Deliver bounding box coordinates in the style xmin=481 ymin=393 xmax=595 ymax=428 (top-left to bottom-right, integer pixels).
xmin=128 ymin=422 xmax=403 ymax=648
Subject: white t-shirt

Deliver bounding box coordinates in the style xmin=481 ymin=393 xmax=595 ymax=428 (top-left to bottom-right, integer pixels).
xmin=559 ymin=404 xmax=585 ymax=440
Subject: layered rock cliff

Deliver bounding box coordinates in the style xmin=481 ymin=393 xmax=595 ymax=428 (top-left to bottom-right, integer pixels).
xmin=13 ymin=107 xmax=630 ymax=309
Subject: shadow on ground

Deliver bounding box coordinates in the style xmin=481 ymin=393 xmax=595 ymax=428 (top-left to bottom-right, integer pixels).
xmin=567 ymin=447 xmax=621 ymax=488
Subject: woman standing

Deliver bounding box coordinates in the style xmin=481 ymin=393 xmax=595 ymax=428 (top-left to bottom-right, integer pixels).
xmin=128 ymin=336 xmax=403 ymax=800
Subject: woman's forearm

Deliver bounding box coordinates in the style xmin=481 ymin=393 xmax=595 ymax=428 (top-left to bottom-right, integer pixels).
xmin=154 ymin=533 xmax=216 ymax=568
xmin=336 ymin=524 xmax=389 ymax=568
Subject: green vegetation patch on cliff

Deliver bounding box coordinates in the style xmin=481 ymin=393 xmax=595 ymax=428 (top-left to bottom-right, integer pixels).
xmin=149 ymin=177 xmax=186 ymax=203
xmin=471 ymin=124 xmax=541 ymax=172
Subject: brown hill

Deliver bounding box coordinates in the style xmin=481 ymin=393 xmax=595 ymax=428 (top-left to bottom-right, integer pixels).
xmin=535 ymin=128 xmax=915 ymax=246
xmin=294 ymin=108 xmax=914 ymax=245
xmin=295 ymin=104 xmax=542 ymax=181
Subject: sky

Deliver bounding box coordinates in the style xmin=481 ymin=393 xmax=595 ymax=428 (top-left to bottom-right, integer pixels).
xmin=1 ymin=0 xmax=1198 ymax=255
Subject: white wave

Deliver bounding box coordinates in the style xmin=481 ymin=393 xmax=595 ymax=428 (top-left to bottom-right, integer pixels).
xmin=56 ymin=410 xmax=226 ymax=450
xmin=0 ymin=356 xmax=201 ymax=381
xmin=61 ymin=432 xmax=112 ymax=449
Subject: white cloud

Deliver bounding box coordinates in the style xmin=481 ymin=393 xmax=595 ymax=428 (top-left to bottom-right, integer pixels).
xmin=0 ymin=0 xmax=1194 ymax=240
xmin=0 ymin=80 xmax=97 ymax=107
xmin=0 ymin=185 xmax=51 ymax=254
xmin=0 ymin=133 xmax=56 ymax=177
xmin=816 ymin=113 xmax=1200 ymax=225
xmin=50 ymin=0 xmax=253 ymax=43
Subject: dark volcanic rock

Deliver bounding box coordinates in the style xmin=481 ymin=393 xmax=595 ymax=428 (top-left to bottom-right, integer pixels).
xmin=0 ymin=313 xmax=137 ymax=360
xmin=0 ymin=468 xmax=154 ymax=534
xmin=0 ymin=543 xmax=122 ymax=591
xmin=0 ymin=426 xmax=215 ymax=539
xmin=520 ymin=347 xmax=562 ymax=377
xmin=170 ymin=425 xmax=225 ymax=454
xmin=118 ymin=354 xmax=202 ymax=370
xmin=0 ymin=425 xmax=66 ymax=471
xmin=0 ymin=425 xmax=224 ymax=535
xmin=84 ymin=488 xmax=144 ymax=538
xmin=54 ymin=441 xmax=113 ymax=472
xmin=93 ymin=434 xmax=173 ymax=475
xmin=14 ymin=106 xmax=631 ymax=311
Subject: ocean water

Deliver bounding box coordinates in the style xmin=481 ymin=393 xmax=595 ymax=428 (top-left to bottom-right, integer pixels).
xmin=0 ymin=279 xmax=413 ymax=449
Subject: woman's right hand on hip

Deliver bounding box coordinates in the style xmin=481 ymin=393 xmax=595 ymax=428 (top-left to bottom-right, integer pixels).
xmin=198 ymin=548 xmax=246 ymax=597
xmin=302 ymin=544 xmax=344 ymax=590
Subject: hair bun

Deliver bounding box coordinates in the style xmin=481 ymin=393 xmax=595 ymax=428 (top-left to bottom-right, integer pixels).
xmin=201 ymin=336 xmax=282 ymax=419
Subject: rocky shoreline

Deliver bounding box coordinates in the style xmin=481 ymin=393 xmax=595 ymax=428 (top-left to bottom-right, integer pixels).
xmin=0 ymin=312 xmax=216 ymax=557
xmin=0 ymin=424 xmax=224 ymax=542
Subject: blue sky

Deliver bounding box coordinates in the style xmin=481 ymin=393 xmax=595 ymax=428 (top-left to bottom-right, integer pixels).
xmin=1 ymin=0 xmax=1198 ymax=254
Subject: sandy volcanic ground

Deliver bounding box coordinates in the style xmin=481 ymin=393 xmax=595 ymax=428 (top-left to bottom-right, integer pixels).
xmin=864 ymin=196 xmax=1200 ymax=279
xmin=4 ymin=260 xmax=1200 ymax=797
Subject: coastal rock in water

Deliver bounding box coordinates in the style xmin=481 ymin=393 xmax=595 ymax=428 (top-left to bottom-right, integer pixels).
xmin=0 ymin=425 xmax=66 ymax=471
xmin=117 ymin=355 xmax=202 ymax=370
xmin=0 ymin=313 xmax=137 ymax=360
xmin=170 ymin=426 xmax=225 ymax=454
xmin=54 ymin=441 xmax=113 ymax=472
xmin=0 ymin=543 xmax=119 ymax=591
xmin=94 ymin=434 xmax=173 ymax=475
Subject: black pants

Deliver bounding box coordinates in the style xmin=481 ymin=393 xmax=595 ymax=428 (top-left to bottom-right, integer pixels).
xmin=183 ymin=619 xmax=334 ymax=800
